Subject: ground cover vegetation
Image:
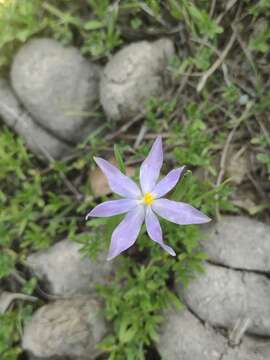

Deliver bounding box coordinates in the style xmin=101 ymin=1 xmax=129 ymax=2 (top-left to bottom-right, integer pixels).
xmin=0 ymin=0 xmax=270 ymax=359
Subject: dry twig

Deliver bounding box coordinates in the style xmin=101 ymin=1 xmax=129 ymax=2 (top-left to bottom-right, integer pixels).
xmin=215 ymin=102 xmax=254 ymax=218
xmin=134 ymin=124 xmax=148 ymax=149
xmin=105 ymin=113 xmax=144 ymax=141
xmin=197 ymin=32 xmax=237 ymax=92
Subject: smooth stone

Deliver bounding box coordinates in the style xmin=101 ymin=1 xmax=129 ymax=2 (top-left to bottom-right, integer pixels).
xmin=22 ymin=296 xmax=107 ymax=360
xmin=157 ymin=308 xmax=227 ymax=360
xmin=11 ymin=38 xmax=101 ymax=143
xmin=100 ymin=38 xmax=174 ymax=121
xmin=157 ymin=308 xmax=270 ymax=360
xmin=180 ymin=263 xmax=270 ymax=336
xmin=201 ymin=216 xmax=270 ymax=271
xmin=223 ymin=337 xmax=270 ymax=360
xmin=0 ymin=78 xmax=70 ymax=160
xmin=27 ymin=239 xmax=114 ymax=297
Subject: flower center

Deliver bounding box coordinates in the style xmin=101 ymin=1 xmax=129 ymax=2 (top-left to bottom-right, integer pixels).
xmin=143 ymin=192 xmax=154 ymax=205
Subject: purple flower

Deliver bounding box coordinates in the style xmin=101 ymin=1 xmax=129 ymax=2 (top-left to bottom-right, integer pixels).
xmin=86 ymin=137 xmax=211 ymax=260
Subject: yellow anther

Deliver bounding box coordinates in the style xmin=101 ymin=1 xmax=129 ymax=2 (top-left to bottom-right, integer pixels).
xmin=143 ymin=192 xmax=154 ymax=205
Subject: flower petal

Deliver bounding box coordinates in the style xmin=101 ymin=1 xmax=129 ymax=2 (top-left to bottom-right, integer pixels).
xmin=86 ymin=199 xmax=138 ymax=219
xmin=140 ymin=136 xmax=163 ymax=193
xmin=94 ymin=157 xmax=141 ymax=199
xmin=145 ymin=207 xmax=176 ymax=256
xmin=152 ymin=199 xmax=211 ymax=225
xmin=107 ymin=205 xmax=145 ymax=260
xmin=153 ymin=166 xmax=186 ymax=198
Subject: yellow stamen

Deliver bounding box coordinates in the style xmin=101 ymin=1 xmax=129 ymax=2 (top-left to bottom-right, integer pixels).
xmin=143 ymin=192 xmax=154 ymax=205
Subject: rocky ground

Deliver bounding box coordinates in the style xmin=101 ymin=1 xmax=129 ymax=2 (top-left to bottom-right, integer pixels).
xmin=158 ymin=218 xmax=270 ymax=360
xmin=0 ymin=37 xmax=173 ymax=161
xmin=0 ymin=1 xmax=270 ymax=360
xmin=9 ymin=215 xmax=268 ymax=360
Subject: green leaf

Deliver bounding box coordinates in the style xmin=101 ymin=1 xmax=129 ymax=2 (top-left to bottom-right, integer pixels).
xmin=114 ymin=144 xmax=126 ymax=173
xmin=84 ymin=20 xmax=103 ymax=30
xmin=119 ymin=320 xmax=137 ymax=344
xmin=188 ymin=3 xmax=223 ymax=39
xmin=0 ymin=252 xmax=15 ymax=279
xmin=257 ymin=153 xmax=270 ymax=164
xmin=194 ymin=251 xmax=208 ymax=260
xmin=98 ymin=335 xmax=117 ymax=352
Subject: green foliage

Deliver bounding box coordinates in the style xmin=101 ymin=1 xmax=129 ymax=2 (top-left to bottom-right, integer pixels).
xmin=163 ymin=0 xmax=223 ymax=39
xmin=0 ymin=0 xmax=224 ymax=72
xmin=95 ymin=167 xmax=232 ymax=359
xmin=0 ymin=0 xmax=268 ymax=359
xmin=251 ymin=134 xmax=270 ymax=178
xmin=249 ymin=21 xmax=270 ymax=53
xmin=97 ymin=258 xmax=179 ymax=360
xmin=222 ymin=85 xmax=241 ymax=104
xmin=248 ymin=0 xmax=270 ymax=54
xmin=249 ymin=0 xmax=270 ymax=16
xmin=0 ymin=0 xmax=123 ymax=71
xmin=85 ymin=101 xmax=233 ymax=359
xmin=187 ymin=2 xmax=223 ymax=39
xmin=0 ymin=0 xmax=47 ymax=68
xmin=0 ymin=312 xmax=22 ymax=360
xmin=257 ymin=152 xmax=270 ymax=176
xmin=145 ymin=97 xmax=176 ymax=131
xmin=0 ymin=126 xmax=90 ymax=279
xmin=173 ymin=102 xmax=213 ymax=168
xmin=0 ymin=126 xmax=91 ymax=354
xmin=114 ymin=144 xmax=126 ymax=174
xmin=192 ymin=46 xmax=213 ymax=70
xmin=0 ymin=303 xmax=35 ymax=359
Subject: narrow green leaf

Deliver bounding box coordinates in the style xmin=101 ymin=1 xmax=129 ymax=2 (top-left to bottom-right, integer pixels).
xmin=114 ymin=144 xmax=126 ymax=173
xmin=84 ymin=20 xmax=103 ymax=30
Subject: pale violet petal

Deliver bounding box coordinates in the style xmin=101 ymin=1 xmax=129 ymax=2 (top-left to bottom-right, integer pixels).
xmin=152 ymin=199 xmax=211 ymax=225
xmin=140 ymin=136 xmax=163 ymax=193
xmin=153 ymin=166 xmax=186 ymax=198
xmin=86 ymin=199 xmax=138 ymax=219
xmin=94 ymin=157 xmax=141 ymax=199
xmin=145 ymin=207 xmax=176 ymax=256
xmin=107 ymin=205 xmax=145 ymax=260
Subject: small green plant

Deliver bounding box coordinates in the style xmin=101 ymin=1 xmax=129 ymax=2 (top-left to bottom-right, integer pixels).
xmin=0 ymin=312 xmax=22 ymax=360
xmin=81 ymin=112 xmax=233 ymax=359
xmin=90 ymin=171 xmax=232 ymax=360
xmin=249 ymin=21 xmax=270 ymax=53
xmin=252 ymin=134 xmax=270 ymax=178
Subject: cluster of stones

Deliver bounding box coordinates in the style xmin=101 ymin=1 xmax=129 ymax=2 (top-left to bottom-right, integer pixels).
xmin=18 ymin=216 xmax=270 ymax=360
xmin=22 ymin=240 xmax=114 ymax=359
xmin=1 ymin=37 xmax=270 ymax=360
xmin=0 ymin=37 xmax=174 ymax=161
xmin=0 ymin=36 xmax=176 ymax=359
xmin=158 ymin=216 xmax=270 ymax=360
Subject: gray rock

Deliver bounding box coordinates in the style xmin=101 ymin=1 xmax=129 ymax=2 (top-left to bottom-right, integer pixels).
xmin=22 ymin=296 xmax=107 ymax=360
xmin=100 ymin=38 xmax=174 ymax=121
xmin=223 ymin=336 xmax=270 ymax=360
xmin=180 ymin=263 xmax=270 ymax=336
xmin=157 ymin=308 xmax=227 ymax=360
xmin=27 ymin=239 xmax=114 ymax=297
xmin=157 ymin=308 xmax=270 ymax=360
xmin=201 ymin=216 xmax=270 ymax=271
xmin=11 ymin=38 xmax=101 ymax=143
xmin=0 ymin=78 xmax=70 ymax=160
